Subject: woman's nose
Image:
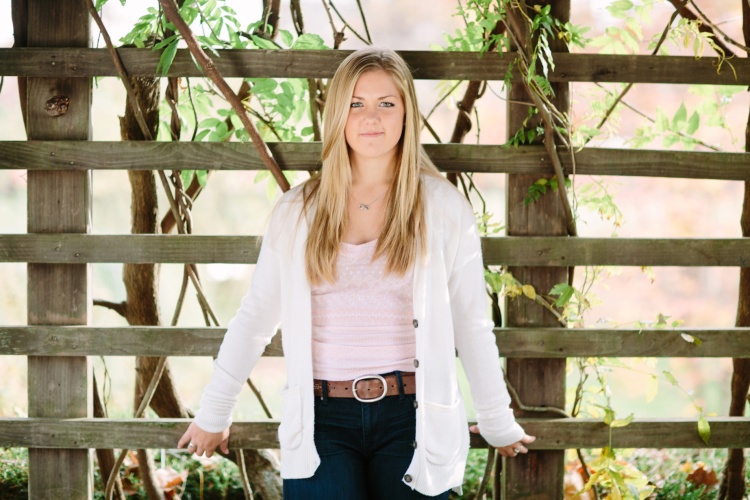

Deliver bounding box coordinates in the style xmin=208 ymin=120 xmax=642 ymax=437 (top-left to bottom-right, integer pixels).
xmin=363 ymin=109 xmax=380 ymax=122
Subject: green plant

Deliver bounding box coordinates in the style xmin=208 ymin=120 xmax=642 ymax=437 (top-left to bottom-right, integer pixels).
xmin=0 ymin=448 xmax=28 ymax=499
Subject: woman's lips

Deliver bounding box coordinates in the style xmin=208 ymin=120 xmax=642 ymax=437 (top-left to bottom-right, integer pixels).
xmin=360 ymin=131 xmax=383 ymax=137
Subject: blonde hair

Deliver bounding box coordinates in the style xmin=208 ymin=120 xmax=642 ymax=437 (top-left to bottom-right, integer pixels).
xmin=303 ymin=47 xmax=440 ymax=285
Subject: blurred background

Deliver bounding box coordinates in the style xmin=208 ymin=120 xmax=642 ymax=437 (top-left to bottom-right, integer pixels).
xmin=0 ymin=0 xmax=746 ymax=425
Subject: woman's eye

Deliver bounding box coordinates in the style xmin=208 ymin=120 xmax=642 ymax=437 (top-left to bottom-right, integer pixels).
xmin=380 ymin=102 xmax=394 ymax=107
xmin=350 ymin=102 xmax=363 ymax=108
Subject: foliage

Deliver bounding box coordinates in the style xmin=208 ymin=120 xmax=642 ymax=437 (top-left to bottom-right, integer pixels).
xmin=453 ymin=449 xmax=494 ymax=499
xmin=0 ymin=448 xmax=28 ymax=499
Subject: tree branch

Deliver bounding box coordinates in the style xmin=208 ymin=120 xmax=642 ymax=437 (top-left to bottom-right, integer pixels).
xmin=93 ymin=299 xmax=127 ymax=318
xmin=159 ymin=0 xmax=290 ymax=192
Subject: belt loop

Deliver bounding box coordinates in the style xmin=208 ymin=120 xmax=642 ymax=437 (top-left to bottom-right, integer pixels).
xmin=395 ymin=371 xmax=405 ymax=399
xmin=321 ymin=380 xmax=329 ymax=404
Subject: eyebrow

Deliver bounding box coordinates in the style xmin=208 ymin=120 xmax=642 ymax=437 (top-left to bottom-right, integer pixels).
xmin=351 ymin=95 xmax=397 ymax=100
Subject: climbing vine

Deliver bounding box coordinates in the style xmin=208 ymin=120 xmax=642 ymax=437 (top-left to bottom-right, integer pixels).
xmin=81 ymin=0 xmax=746 ymax=497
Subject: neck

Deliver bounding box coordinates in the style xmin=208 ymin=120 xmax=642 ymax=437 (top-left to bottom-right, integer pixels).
xmin=350 ymin=156 xmax=396 ymax=188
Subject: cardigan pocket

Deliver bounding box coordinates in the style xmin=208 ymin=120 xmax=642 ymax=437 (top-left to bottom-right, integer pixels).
xmin=277 ymin=386 xmax=303 ymax=450
xmin=423 ymin=398 xmax=465 ymax=466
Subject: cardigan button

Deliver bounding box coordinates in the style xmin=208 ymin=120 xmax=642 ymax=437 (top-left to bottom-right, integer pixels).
xmin=413 ymin=359 xmax=419 ymax=368
xmin=413 ymin=400 xmax=418 ymax=409
xmin=412 ymin=319 xmax=419 ymax=328
xmin=404 ymin=474 xmax=413 ymax=483
xmin=412 ymin=440 xmax=418 ymax=449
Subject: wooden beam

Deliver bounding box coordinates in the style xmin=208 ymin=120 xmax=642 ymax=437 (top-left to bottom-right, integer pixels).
xmin=482 ymin=237 xmax=750 ymax=267
xmin=25 ymin=0 xmax=91 ymax=497
xmin=2 ymin=234 xmax=750 ymax=266
xmin=1 ymin=326 xmax=749 ymax=358
xmin=0 ymin=48 xmax=748 ymax=85
xmin=1 ymin=417 xmax=747 ymax=449
xmin=2 ymin=142 xmax=749 ymax=181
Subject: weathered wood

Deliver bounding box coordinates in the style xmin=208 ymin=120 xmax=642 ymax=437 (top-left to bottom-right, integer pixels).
xmin=482 ymin=237 xmax=750 ymax=267
xmin=25 ymin=0 xmax=91 ymax=498
xmin=503 ymin=1 xmax=569 ymax=497
xmin=1 ymin=326 xmax=749 ymax=358
xmin=3 ymin=142 xmax=750 ymax=181
xmin=3 ymin=234 xmax=750 ymax=266
xmin=0 ymin=48 xmax=748 ymax=84
xmin=1 ymin=417 xmax=748 ymax=449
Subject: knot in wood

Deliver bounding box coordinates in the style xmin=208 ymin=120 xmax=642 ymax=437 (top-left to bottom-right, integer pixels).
xmin=45 ymin=95 xmax=70 ymax=117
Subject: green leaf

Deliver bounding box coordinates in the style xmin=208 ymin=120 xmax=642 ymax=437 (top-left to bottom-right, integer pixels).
xmin=663 ymin=370 xmax=679 ymax=386
xmin=248 ymin=78 xmax=278 ymax=95
xmin=555 ymin=287 xmax=575 ymax=308
xmin=180 ymin=170 xmax=194 ymax=187
xmin=671 ymin=103 xmax=687 ymax=132
xmin=685 ymin=111 xmax=700 ymax=135
xmin=251 ymin=35 xmax=278 ymax=50
xmin=662 ymin=134 xmax=680 ymax=148
xmin=196 ymin=170 xmax=209 ymax=187
xmin=655 ymin=107 xmax=669 ymax=132
xmin=698 ymin=415 xmax=710 ymax=445
xmin=156 ymin=39 xmax=178 ymax=77
xmin=549 ymin=282 xmax=570 ymax=295
xmin=279 ymin=29 xmax=294 ymax=48
xmin=603 ymin=407 xmax=616 ymax=426
xmin=291 ymin=33 xmax=328 ymax=50
xmin=610 ymin=413 xmax=634 ymax=428
xmin=153 ymin=34 xmax=178 ymax=51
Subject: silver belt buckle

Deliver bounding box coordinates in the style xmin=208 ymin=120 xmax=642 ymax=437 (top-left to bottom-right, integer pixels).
xmin=352 ymin=374 xmax=388 ymax=403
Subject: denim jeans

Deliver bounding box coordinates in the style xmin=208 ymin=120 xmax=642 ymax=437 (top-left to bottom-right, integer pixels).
xmin=283 ymin=380 xmax=451 ymax=499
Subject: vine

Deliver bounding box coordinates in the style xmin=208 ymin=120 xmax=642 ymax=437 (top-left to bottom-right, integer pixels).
xmin=81 ymin=0 xmax=746 ymax=497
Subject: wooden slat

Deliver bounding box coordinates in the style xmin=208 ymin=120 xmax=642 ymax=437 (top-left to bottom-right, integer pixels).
xmin=0 ymin=48 xmax=748 ymax=85
xmin=2 ymin=142 xmax=749 ymax=181
xmin=1 ymin=326 xmax=748 ymax=358
xmin=25 ymin=0 xmax=92 ymax=497
xmin=484 ymin=237 xmax=750 ymax=266
xmin=2 ymin=234 xmax=749 ymax=266
xmin=0 ymin=417 xmax=747 ymax=449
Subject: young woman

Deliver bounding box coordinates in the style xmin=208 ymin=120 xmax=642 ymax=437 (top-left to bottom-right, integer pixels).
xmin=178 ymin=47 xmax=535 ymax=499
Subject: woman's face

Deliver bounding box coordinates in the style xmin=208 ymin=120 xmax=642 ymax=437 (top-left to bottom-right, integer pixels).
xmin=344 ymin=69 xmax=405 ymax=169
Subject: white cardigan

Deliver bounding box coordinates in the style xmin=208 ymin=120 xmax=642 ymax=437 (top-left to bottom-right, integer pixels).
xmin=194 ymin=174 xmax=525 ymax=495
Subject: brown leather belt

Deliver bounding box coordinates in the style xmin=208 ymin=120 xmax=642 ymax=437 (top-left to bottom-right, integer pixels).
xmin=313 ymin=373 xmax=416 ymax=402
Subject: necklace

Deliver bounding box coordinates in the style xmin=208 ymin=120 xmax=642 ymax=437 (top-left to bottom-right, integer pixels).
xmin=351 ymin=189 xmax=388 ymax=210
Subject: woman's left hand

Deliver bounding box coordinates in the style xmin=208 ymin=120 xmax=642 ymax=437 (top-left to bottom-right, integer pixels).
xmin=469 ymin=425 xmax=536 ymax=457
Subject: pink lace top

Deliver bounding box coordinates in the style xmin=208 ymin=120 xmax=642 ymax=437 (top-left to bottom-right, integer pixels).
xmin=311 ymin=239 xmax=416 ymax=380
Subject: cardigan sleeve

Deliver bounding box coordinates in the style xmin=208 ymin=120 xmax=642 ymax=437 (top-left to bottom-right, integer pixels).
xmin=193 ymin=203 xmax=285 ymax=433
xmin=448 ymin=198 xmax=525 ymax=448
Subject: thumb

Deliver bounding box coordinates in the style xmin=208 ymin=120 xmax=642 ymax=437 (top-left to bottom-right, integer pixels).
xmin=469 ymin=425 xmax=480 ymax=434
xmin=221 ymin=436 xmax=230 ymax=455
xmin=522 ymin=434 xmax=536 ymax=444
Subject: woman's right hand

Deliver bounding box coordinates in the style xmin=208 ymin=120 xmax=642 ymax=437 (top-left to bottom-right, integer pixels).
xmin=177 ymin=421 xmax=230 ymax=458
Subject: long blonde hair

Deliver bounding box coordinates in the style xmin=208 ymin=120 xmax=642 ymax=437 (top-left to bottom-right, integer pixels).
xmin=303 ymin=47 xmax=440 ymax=285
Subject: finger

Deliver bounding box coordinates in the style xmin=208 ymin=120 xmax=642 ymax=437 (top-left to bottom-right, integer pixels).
xmin=469 ymin=425 xmax=480 ymax=434
xmin=177 ymin=433 xmax=191 ymax=449
xmin=221 ymin=437 xmax=230 ymax=455
xmin=521 ymin=434 xmax=536 ymax=444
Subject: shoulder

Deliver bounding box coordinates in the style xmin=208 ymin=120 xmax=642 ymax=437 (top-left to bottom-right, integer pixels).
xmin=421 ymin=173 xmax=474 ymax=221
xmin=264 ymin=182 xmax=307 ymax=243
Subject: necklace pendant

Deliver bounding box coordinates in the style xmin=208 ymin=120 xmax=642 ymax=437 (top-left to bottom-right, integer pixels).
xmin=359 ymin=203 xmax=369 ymax=210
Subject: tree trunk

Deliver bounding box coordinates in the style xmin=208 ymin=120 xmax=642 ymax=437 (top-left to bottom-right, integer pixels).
xmin=719 ymin=3 xmax=750 ymax=498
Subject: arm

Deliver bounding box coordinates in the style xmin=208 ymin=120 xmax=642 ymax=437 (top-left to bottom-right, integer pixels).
xmin=448 ymin=199 xmax=532 ymax=453
xmin=179 ymin=204 xmax=285 ymax=455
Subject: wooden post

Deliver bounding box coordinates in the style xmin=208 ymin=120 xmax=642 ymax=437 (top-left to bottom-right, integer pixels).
xmin=26 ymin=0 xmax=92 ymax=497
xmin=500 ymin=1 xmax=570 ymax=498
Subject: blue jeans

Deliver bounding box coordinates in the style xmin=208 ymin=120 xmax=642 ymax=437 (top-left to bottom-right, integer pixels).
xmin=283 ymin=385 xmax=451 ymax=499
